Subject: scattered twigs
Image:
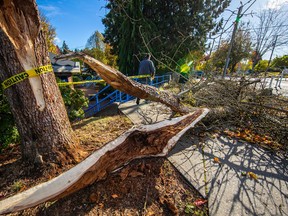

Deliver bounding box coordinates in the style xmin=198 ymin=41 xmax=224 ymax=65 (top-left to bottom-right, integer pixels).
xmin=241 ymin=102 xmax=288 ymax=114
xmin=173 ymin=77 xmax=288 ymax=151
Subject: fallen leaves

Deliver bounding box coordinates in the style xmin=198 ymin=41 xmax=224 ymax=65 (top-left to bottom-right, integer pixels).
xmin=213 ymin=157 xmax=221 ymax=164
xmin=223 ymin=128 xmax=282 ymax=150
xmin=241 ymin=171 xmax=258 ymax=180
xmin=89 ymin=193 xmax=97 ymax=203
xmin=247 ymin=172 xmax=258 ymax=180
xmin=111 ymin=194 xmax=119 ymax=199
xmin=164 ymin=198 xmax=179 ymax=215
xmin=194 ymin=199 xmax=208 ymax=207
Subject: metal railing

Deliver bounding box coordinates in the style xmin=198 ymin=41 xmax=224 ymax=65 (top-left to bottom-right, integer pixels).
xmin=85 ymin=74 xmax=171 ymax=117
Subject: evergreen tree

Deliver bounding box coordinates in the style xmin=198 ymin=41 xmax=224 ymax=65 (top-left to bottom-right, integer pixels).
xmin=103 ymin=0 xmax=230 ymax=75
xmin=61 ymin=40 xmax=70 ymax=54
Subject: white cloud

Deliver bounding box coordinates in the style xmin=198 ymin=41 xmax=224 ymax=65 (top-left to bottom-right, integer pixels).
xmin=38 ymin=5 xmax=61 ymax=17
xmin=265 ymin=0 xmax=288 ymax=9
xmin=54 ymin=37 xmax=61 ymax=45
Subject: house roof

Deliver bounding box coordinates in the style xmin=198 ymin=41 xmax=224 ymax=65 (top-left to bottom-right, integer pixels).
xmin=49 ymin=53 xmax=81 ymax=74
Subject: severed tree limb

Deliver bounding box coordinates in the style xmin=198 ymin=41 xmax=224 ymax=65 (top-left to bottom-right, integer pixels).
xmin=241 ymin=101 xmax=288 ymax=114
xmin=54 ymin=52 xmax=190 ymax=114
xmin=0 ymin=108 xmax=209 ymax=214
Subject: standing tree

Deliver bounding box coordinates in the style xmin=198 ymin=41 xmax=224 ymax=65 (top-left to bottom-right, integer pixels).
xmin=103 ymin=0 xmax=231 ymax=75
xmin=83 ymin=30 xmax=118 ymax=70
xmin=39 ymin=12 xmax=58 ymax=54
xmin=0 ymin=0 xmax=80 ymax=166
xmin=251 ymin=8 xmax=288 ymax=70
xmin=211 ymin=27 xmax=252 ymax=73
xmin=61 ymin=40 xmax=70 ymax=54
xmin=85 ymin=30 xmax=105 ymax=51
xmin=271 ymin=55 xmax=288 ymax=68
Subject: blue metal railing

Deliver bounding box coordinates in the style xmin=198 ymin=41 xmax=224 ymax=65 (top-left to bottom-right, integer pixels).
xmin=85 ymin=74 xmax=171 ymax=117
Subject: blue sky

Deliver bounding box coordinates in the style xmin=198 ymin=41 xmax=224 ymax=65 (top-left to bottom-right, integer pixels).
xmin=36 ymin=0 xmax=108 ymax=50
xmin=36 ymin=0 xmax=287 ymax=58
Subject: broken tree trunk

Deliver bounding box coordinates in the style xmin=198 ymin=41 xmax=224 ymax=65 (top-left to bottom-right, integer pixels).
xmin=0 ymin=0 xmax=80 ymax=165
xmin=0 ymin=108 xmax=209 ymax=214
xmin=55 ymin=52 xmax=190 ymax=114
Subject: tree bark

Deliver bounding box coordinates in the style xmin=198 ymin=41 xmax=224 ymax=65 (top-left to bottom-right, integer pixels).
xmin=55 ymin=52 xmax=191 ymax=114
xmin=0 ymin=108 xmax=209 ymax=214
xmin=0 ymin=0 xmax=80 ymax=165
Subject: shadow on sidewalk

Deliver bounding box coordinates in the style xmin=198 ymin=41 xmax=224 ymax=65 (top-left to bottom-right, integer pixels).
xmin=168 ymin=130 xmax=288 ymax=215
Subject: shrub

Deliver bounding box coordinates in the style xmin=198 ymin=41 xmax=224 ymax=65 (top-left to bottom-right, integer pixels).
xmin=0 ymin=88 xmax=20 ymax=152
xmin=59 ymin=85 xmax=89 ymax=121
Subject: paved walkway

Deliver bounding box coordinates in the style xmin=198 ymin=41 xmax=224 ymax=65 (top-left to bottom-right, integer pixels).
xmin=168 ymin=134 xmax=288 ymax=216
xmin=118 ymin=99 xmax=172 ymax=125
xmin=118 ymin=99 xmax=288 ymax=216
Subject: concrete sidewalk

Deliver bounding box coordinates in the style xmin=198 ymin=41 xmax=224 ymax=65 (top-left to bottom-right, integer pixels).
xmin=119 ymin=100 xmax=288 ymax=216
xmin=168 ymin=134 xmax=288 ymax=216
xmin=118 ymin=99 xmax=172 ymax=125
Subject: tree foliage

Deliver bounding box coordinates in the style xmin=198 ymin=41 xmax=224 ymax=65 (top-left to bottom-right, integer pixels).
xmin=83 ymin=31 xmax=118 ymax=69
xmin=210 ymin=27 xmax=252 ymax=72
xmin=40 ymin=12 xmax=59 ymax=54
xmin=86 ymin=31 xmax=105 ymax=51
xmin=61 ymin=40 xmax=70 ymax=54
xmin=254 ymin=60 xmax=269 ymax=72
xmin=59 ymin=85 xmax=89 ymax=121
xmin=103 ymin=0 xmax=231 ymax=75
xmin=0 ymin=88 xmax=19 ymax=151
xmin=271 ymin=55 xmax=288 ymax=68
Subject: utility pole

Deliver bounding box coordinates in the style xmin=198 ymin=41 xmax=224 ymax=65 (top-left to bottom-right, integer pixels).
xmin=223 ymin=5 xmax=243 ymax=78
xmin=266 ymin=35 xmax=278 ymax=71
xmin=263 ymin=35 xmax=278 ymax=86
xmin=209 ymin=38 xmax=216 ymax=56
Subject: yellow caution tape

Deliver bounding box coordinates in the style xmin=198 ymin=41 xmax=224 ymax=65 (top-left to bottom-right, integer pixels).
xmin=128 ymin=74 xmax=150 ymax=79
xmin=58 ymin=74 xmax=151 ymax=86
xmin=1 ymin=64 xmax=53 ymax=90
xmin=58 ymin=79 xmax=106 ymax=86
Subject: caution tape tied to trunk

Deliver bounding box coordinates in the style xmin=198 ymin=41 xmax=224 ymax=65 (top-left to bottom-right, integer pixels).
xmin=1 ymin=64 xmax=53 ymax=90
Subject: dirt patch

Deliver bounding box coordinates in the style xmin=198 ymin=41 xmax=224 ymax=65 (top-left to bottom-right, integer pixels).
xmin=0 ymin=114 xmax=208 ymax=215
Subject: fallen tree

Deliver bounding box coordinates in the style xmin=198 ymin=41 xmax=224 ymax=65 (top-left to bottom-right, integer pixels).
xmin=0 ymin=108 xmax=209 ymax=214
xmin=55 ymin=52 xmax=190 ymax=114
xmin=166 ymin=76 xmax=288 ymax=151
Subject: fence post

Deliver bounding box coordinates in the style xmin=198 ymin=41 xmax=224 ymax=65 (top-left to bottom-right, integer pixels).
xmin=269 ymin=77 xmax=274 ymax=88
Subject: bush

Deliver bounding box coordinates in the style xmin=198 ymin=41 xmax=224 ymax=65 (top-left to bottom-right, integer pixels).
xmin=59 ymin=85 xmax=89 ymax=121
xmin=0 ymin=88 xmax=20 ymax=152
xmin=0 ymin=80 xmax=89 ymax=150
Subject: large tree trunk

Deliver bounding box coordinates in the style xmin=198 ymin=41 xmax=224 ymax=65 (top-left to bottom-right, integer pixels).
xmin=0 ymin=108 xmax=209 ymax=214
xmin=55 ymin=53 xmax=191 ymax=114
xmin=0 ymin=0 xmax=80 ymax=165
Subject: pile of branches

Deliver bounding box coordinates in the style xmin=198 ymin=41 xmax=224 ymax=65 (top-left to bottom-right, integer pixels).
xmin=169 ymin=77 xmax=288 ymax=153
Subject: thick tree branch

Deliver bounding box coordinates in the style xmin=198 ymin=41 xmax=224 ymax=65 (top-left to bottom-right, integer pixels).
xmin=55 ymin=52 xmax=190 ymax=114
xmin=0 ymin=109 xmax=209 ymax=214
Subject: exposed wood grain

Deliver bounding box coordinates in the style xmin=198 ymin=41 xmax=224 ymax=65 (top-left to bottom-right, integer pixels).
xmin=55 ymin=52 xmax=190 ymax=114
xmin=0 ymin=108 xmax=209 ymax=214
